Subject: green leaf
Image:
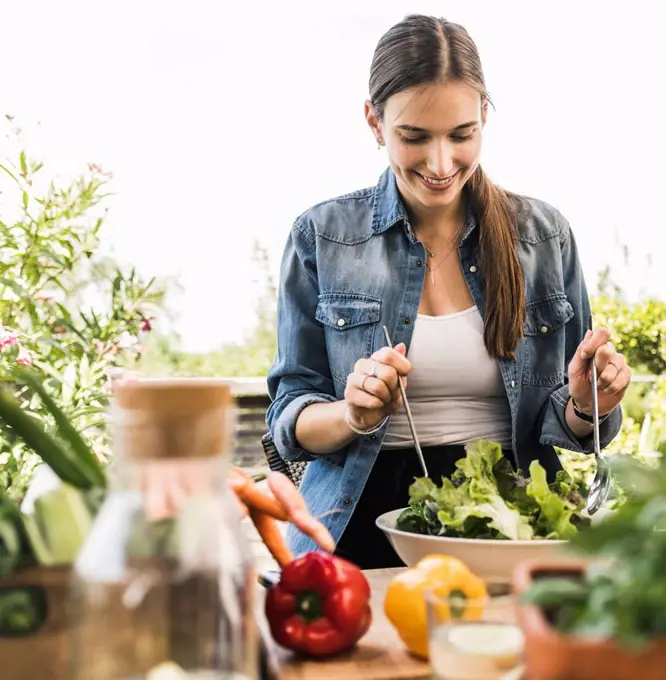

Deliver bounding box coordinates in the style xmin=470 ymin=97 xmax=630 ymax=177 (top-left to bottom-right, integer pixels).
xmin=22 ymin=192 xmax=28 ymax=211
xmin=0 ymin=163 xmax=19 ymax=184
xmin=440 ymin=496 xmax=534 ymax=540
xmin=19 ymin=151 xmax=27 ymax=176
xmin=31 ymin=360 xmax=65 ymax=385
xmin=52 ymin=317 xmax=87 ymax=344
xmin=35 ymin=336 xmax=72 ymax=358
xmin=137 ymin=276 xmax=157 ymax=299
xmin=0 ymin=387 xmax=90 ymax=488
xmin=12 ymin=368 xmax=106 ymax=488
xmin=0 ymin=276 xmax=26 ymax=297
xmin=521 ymin=576 xmax=589 ymax=609
xmin=455 ymin=440 xmax=504 ymax=482
xmin=36 ymin=249 xmax=67 ymax=268
xmin=61 ymin=363 xmax=78 ymax=404
xmin=526 ymin=461 xmax=580 ymax=540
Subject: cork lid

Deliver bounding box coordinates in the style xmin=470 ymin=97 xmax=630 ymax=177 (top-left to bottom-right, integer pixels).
xmin=114 ymin=378 xmax=234 ymax=460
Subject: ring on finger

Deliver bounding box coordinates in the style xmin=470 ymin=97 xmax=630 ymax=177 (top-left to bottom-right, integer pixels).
xmin=360 ymin=374 xmax=373 ymax=392
xmin=371 ymin=361 xmax=382 ymax=378
xmin=607 ymin=359 xmax=621 ymax=376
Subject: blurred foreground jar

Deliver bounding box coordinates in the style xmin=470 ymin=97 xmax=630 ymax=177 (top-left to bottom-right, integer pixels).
xmin=69 ymin=378 xmax=259 ymax=680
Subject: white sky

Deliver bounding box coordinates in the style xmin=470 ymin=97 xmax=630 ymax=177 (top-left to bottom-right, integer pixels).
xmin=2 ymin=1 xmax=665 ymax=352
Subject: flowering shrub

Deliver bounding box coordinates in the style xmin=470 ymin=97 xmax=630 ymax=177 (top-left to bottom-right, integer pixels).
xmin=0 ymin=118 xmax=167 ymax=497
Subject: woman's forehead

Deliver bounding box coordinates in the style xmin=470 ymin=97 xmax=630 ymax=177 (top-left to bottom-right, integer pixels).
xmin=385 ymin=81 xmax=482 ymax=131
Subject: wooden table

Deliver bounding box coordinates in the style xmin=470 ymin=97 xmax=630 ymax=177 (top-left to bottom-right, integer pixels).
xmin=258 ymin=568 xmax=433 ymax=680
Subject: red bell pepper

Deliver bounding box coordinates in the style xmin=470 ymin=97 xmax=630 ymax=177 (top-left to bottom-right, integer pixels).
xmin=264 ymin=551 xmax=372 ymax=657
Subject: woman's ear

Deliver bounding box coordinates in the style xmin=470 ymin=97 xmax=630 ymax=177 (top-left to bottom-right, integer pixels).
xmin=481 ymin=100 xmax=489 ymax=128
xmin=364 ymin=100 xmax=384 ymax=145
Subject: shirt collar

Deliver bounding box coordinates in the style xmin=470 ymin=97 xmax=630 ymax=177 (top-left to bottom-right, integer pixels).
xmin=371 ymin=167 xmax=478 ymax=244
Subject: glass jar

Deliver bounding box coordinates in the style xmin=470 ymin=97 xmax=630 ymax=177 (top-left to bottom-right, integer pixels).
xmin=426 ymin=587 xmax=524 ymax=680
xmin=69 ymin=378 xmax=259 ymax=680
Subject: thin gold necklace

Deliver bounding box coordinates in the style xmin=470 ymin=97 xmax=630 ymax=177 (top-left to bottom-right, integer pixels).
xmin=420 ymin=229 xmax=460 ymax=257
xmin=425 ymin=247 xmax=458 ymax=284
xmin=419 ymin=224 xmax=463 ymax=284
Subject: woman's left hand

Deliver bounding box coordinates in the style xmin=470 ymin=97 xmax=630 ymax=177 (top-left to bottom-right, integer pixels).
xmin=568 ymin=327 xmax=632 ymax=416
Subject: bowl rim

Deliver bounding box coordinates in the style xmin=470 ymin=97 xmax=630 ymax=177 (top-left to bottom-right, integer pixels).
xmin=375 ymin=507 xmax=567 ymax=546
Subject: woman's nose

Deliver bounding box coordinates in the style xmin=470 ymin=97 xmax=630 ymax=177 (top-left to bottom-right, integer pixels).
xmin=427 ymin=141 xmax=455 ymax=178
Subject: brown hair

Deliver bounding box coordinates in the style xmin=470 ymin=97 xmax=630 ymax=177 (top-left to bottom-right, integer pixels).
xmin=369 ymin=14 xmax=524 ymax=359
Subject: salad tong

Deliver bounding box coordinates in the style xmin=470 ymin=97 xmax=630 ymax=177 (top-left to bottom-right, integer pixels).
xmin=382 ymin=326 xmax=429 ymax=479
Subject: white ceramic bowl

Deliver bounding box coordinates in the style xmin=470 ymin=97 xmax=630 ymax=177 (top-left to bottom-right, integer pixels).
xmin=375 ymin=508 xmax=571 ymax=583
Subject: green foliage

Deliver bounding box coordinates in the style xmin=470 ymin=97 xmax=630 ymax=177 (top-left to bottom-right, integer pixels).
xmin=592 ymin=296 xmax=666 ymax=376
xmin=0 ymin=120 xmax=169 ymax=497
xmin=523 ymin=453 xmax=666 ymax=649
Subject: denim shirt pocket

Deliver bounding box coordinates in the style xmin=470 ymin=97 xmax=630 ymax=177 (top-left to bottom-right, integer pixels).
xmin=522 ymin=294 xmax=574 ymax=386
xmin=315 ymin=293 xmax=381 ymax=385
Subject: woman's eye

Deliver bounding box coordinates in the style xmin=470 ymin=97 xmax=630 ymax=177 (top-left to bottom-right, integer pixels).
xmin=399 ymin=135 xmax=427 ymax=145
xmin=451 ymin=133 xmax=474 ymax=143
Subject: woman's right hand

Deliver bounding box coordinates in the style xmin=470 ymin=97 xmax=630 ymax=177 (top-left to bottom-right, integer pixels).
xmin=343 ymin=343 xmax=412 ymax=431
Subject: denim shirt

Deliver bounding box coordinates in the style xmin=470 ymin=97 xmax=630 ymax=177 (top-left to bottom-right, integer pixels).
xmin=266 ymin=168 xmax=622 ymax=557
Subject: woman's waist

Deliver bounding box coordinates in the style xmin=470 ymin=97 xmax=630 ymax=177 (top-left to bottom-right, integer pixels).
xmin=382 ymin=399 xmax=512 ymax=450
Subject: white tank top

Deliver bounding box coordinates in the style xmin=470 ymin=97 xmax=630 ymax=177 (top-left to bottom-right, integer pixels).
xmin=382 ymin=306 xmax=512 ymax=450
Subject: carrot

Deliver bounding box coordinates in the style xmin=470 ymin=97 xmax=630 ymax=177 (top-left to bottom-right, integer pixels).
xmin=266 ymin=472 xmax=336 ymax=552
xmin=229 ymin=468 xmax=289 ymax=521
xmin=249 ymin=508 xmax=293 ymax=567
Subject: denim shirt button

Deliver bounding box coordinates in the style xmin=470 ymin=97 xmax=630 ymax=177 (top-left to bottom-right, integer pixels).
xmin=416 ymin=260 xmax=424 ymax=267
xmin=540 ymin=325 xmax=549 ymax=334
xmin=404 ymin=317 xmax=411 ymax=325
xmin=469 ymin=265 xmax=478 ymax=273
xmin=511 ymin=380 xmax=516 ymax=388
xmin=343 ymin=497 xmax=353 ymax=506
xmin=337 ymin=318 xmax=346 ymax=328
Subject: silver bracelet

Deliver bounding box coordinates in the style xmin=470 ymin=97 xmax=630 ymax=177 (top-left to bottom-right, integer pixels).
xmin=344 ymin=408 xmax=389 ymax=436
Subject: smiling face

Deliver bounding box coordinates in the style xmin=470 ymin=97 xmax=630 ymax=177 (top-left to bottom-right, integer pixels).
xmin=366 ymin=80 xmax=487 ymax=222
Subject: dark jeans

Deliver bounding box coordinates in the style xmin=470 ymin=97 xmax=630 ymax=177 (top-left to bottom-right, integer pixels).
xmin=334 ymin=445 xmax=513 ymax=569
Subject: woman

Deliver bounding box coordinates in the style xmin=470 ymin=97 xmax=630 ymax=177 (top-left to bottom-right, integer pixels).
xmin=266 ymin=14 xmax=631 ymax=568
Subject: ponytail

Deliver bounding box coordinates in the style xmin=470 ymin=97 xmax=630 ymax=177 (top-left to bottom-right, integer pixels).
xmin=467 ymin=166 xmax=524 ymax=360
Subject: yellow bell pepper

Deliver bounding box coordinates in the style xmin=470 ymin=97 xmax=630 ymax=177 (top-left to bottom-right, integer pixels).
xmin=384 ymin=554 xmax=488 ymax=659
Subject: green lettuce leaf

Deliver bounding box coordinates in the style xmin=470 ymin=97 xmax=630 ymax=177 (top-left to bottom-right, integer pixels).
xmin=526 ymin=461 xmax=581 ymax=539
xmin=399 ymin=439 xmax=588 ymax=541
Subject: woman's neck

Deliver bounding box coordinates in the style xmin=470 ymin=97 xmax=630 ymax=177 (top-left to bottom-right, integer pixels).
xmin=409 ymin=194 xmax=467 ymax=247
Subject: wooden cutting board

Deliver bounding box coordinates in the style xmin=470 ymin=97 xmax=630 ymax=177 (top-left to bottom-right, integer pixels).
xmin=257 ymin=567 xmax=432 ymax=680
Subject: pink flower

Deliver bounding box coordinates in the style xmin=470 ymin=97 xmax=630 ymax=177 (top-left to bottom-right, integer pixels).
xmin=16 ymin=347 xmax=34 ymax=366
xmin=36 ymin=293 xmax=54 ymax=302
xmin=139 ymin=316 xmax=153 ymax=332
xmin=87 ymin=162 xmax=113 ymax=179
xmin=0 ymin=327 xmax=19 ymax=350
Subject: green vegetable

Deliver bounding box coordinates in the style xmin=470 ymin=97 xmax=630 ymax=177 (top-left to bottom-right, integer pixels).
xmin=0 ymin=370 xmax=106 ymax=576
xmin=396 ymin=440 xmax=590 ymax=540
xmin=31 ymin=485 xmax=94 ymax=565
xmin=523 ymin=453 xmax=666 ymax=649
xmin=0 ymin=588 xmax=47 ymax=635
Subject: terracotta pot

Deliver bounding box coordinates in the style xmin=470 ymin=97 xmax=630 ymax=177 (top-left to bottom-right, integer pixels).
xmin=513 ymin=560 xmax=666 ymax=680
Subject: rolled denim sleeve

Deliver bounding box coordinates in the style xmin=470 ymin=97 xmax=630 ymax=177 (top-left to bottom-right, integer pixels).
xmin=538 ymin=219 xmax=623 ymax=454
xmin=266 ymin=219 xmax=340 ymax=463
